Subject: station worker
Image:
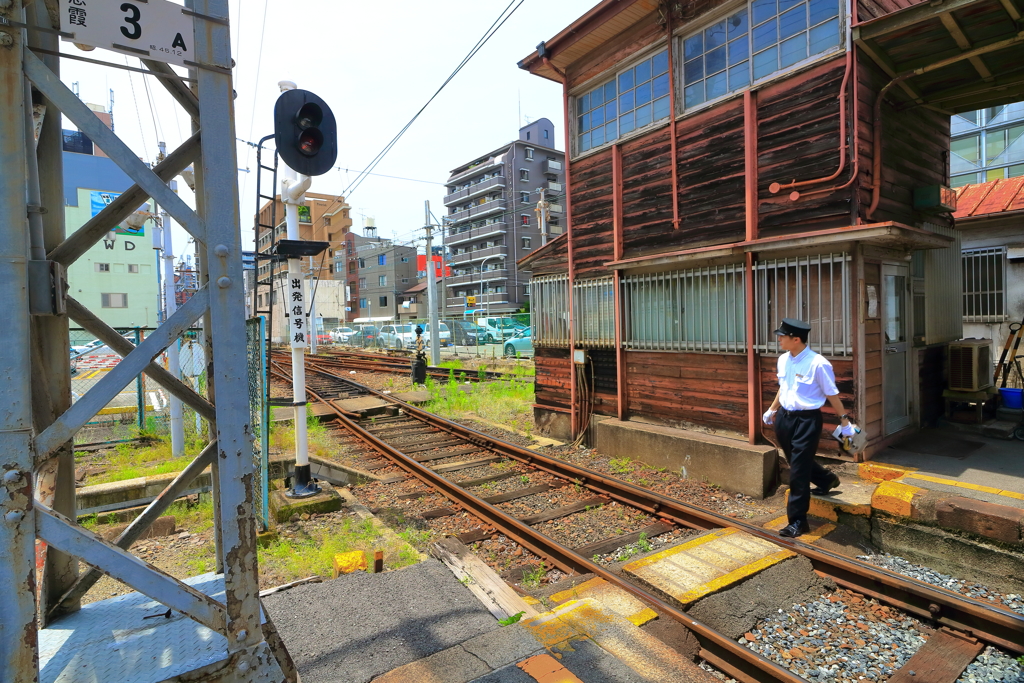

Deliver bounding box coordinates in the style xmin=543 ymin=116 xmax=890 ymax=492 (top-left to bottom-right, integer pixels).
xmin=762 ymin=318 xmax=851 ymax=538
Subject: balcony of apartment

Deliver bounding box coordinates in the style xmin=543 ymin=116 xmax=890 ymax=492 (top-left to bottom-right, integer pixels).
xmin=543 ymin=159 xmax=562 ymax=174
xmin=445 ymin=268 xmax=509 ymax=287
xmin=545 ymin=180 xmax=562 ymax=193
xmin=448 ymin=244 xmax=508 ymax=265
xmin=443 ymin=175 xmax=506 ymax=206
xmin=447 ymin=198 xmax=507 ymax=225
xmin=446 ymin=157 xmax=503 ymax=186
xmin=446 ymin=221 xmax=507 ymax=246
xmin=446 ymin=292 xmax=509 ymax=308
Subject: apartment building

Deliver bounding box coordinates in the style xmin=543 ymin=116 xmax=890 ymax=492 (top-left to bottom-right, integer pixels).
xmin=332 ymin=223 xmax=418 ymax=323
xmin=443 ymin=119 xmax=565 ymax=316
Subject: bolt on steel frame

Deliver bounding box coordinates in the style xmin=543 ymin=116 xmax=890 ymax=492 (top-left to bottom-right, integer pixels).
xmin=0 ymin=1 xmax=289 ymax=680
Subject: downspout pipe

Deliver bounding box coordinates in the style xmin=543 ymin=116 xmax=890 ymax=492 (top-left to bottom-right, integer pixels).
xmin=768 ymin=50 xmax=853 ymax=200
xmin=665 ymin=9 xmax=681 ymax=229
xmin=866 ymin=74 xmax=908 ymax=220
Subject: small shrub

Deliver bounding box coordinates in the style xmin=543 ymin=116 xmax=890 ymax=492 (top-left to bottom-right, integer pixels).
xmin=609 ymin=458 xmax=632 ymax=474
xmin=521 ymin=563 xmax=547 ymax=589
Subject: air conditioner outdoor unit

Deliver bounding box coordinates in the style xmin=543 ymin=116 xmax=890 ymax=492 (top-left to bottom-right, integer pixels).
xmin=948 ymin=339 xmax=993 ymax=392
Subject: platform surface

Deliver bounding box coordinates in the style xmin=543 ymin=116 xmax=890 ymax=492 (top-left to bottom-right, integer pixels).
xmin=39 ymin=573 xmax=253 ymax=683
xmin=622 ymin=529 xmax=795 ymax=607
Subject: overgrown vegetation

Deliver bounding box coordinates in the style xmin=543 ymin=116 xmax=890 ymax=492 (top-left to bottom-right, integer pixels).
xmin=269 ymin=406 xmax=334 ymax=459
xmin=422 ymin=369 xmax=535 ymax=433
xmin=84 ymin=436 xmax=205 ymax=486
xmin=521 ymin=562 xmax=548 ymax=589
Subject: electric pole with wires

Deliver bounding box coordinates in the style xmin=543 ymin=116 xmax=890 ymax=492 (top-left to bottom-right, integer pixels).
xmin=424 ymin=201 xmax=440 ymax=366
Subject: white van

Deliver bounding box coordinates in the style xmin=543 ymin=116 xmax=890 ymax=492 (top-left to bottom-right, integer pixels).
xmin=422 ymin=322 xmax=451 ymax=347
xmin=378 ymin=324 xmax=418 ymax=349
xmin=475 ymin=317 xmax=518 ymax=342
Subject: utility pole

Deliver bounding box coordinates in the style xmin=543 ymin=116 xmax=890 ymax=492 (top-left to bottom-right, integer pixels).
xmin=424 ymin=200 xmax=440 ymax=365
xmin=536 ymin=187 xmax=550 ymax=246
xmin=157 ymin=142 xmax=184 ymax=459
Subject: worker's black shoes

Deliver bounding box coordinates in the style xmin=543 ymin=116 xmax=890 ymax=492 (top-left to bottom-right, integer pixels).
xmin=811 ymin=474 xmax=842 ymax=496
xmin=779 ymin=520 xmax=810 ymax=538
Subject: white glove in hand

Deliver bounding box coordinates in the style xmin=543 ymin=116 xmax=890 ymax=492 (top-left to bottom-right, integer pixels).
xmin=840 ymin=422 xmax=858 ymax=437
xmin=762 ymin=409 xmax=776 ymax=426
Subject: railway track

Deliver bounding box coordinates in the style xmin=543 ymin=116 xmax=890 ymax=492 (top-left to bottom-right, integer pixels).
xmin=276 ymin=358 xmax=1024 ymax=682
xmin=271 ymin=347 xmax=516 ymax=383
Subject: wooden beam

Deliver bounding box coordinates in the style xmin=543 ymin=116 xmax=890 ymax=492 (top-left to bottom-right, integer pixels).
xmin=854 ymin=38 xmax=925 ymax=102
xmin=430 ymin=537 xmax=540 ymax=622
xmin=938 ymin=11 xmax=995 ymax=81
xmin=998 ymin=0 xmax=1022 ymax=21
xmin=854 ymin=0 xmax=989 ymax=41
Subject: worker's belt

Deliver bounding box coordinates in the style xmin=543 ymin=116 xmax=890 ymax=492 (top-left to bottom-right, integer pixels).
xmin=779 ymin=407 xmax=822 ymax=417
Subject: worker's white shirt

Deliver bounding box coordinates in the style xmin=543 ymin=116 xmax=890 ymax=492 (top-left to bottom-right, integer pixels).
xmin=777 ymin=346 xmax=839 ymax=411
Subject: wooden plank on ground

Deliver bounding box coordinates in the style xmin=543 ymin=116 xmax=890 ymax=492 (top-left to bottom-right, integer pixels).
xmin=413 ymin=446 xmax=481 ymax=462
xmin=420 ymin=507 xmax=459 ymax=519
xmin=456 ymin=471 xmax=520 ymax=488
xmin=457 ymin=528 xmax=495 ymax=544
xmin=518 ymin=496 xmax=609 ymax=525
xmin=888 ymin=628 xmax=982 ymax=683
xmin=431 ymin=456 xmax=502 ymax=473
xmin=400 ymin=439 xmax=466 ymax=455
xmin=430 ymin=537 xmax=539 ymax=621
xmin=482 ymin=483 xmax=565 ymax=505
xmin=572 ymin=521 xmax=676 ymax=558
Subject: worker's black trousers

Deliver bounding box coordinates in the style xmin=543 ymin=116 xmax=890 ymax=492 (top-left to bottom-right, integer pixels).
xmin=775 ymin=407 xmax=833 ymax=525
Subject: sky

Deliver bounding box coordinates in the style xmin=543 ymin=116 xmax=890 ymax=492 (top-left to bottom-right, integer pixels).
xmin=58 ymin=0 xmax=597 ymax=255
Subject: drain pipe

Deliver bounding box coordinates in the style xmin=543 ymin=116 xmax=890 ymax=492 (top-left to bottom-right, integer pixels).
xmin=768 ymin=51 xmax=853 ymax=201
xmin=866 ymin=74 xmax=908 ymax=220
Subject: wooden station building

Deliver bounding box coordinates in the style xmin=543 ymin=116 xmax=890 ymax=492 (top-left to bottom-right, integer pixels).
xmin=518 ymin=0 xmax=1024 ymax=486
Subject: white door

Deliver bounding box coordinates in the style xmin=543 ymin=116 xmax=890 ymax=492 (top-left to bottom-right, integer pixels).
xmin=882 ymin=264 xmax=912 ymax=434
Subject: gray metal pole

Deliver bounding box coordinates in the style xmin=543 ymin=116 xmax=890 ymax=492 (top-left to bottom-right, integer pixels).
xmin=0 ymin=3 xmax=40 ymax=676
xmin=425 ymin=201 xmax=440 ymax=365
xmin=157 ymin=142 xmax=185 ymax=459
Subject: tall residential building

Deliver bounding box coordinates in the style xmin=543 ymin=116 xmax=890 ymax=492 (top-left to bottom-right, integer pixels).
xmin=442 ymin=119 xmax=565 ymax=316
xmin=62 ymin=104 xmax=160 ymax=328
xmin=254 ymin=190 xmax=353 ymax=338
xmin=951 ymin=102 xmax=1024 ymax=188
xmin=344 ymin=224 xmax=417 ymax=321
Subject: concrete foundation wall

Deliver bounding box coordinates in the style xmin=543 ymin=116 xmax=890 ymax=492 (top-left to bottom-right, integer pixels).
xmin=596 ymin=419 xmax=778 ymax=499
xmin=534 ymin=407 xmax=572 ymax=442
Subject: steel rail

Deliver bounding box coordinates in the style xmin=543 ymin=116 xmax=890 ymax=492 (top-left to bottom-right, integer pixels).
xmin=300 ymin=360 xmax=1024 ymax=656
xmin=301 ymin=387 xmax=801 ymax=683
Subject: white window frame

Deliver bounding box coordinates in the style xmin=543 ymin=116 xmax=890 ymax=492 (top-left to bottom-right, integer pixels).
xmin=101 ymin=292 xmax=128 ymax=308
xmin=378 ymin=275 xmax=387 ymax=287
xmin=525 ymin=147 xmax=535 ymax=160
xmin=128 ymin=264 xmax=139 ymax=273
xmin=519 ymin=168 xmax=529 ymax=181
xmin=522 ymin=237 xmax=532 ymax=250
xmin=95 ymin=262 xmax=110 ymax=272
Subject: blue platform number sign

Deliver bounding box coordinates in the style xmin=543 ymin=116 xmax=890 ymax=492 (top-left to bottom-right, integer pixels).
xmin=60 ymin=0 xmax=195 ymax=68
xmin=91 ymin=191 xmax=144 ymax=236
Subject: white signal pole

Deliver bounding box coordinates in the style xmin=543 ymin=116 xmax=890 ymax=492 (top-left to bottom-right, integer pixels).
xmin=279 ymin=80 xmax=319 ymax=498
xmin=424 ymin=200 xmax=440 ymax=365
xmin=536 ymin=187 xmax=550 ymax=246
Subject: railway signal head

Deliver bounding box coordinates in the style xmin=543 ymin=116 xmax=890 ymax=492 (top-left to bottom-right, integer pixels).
xmin=274 ymin=89 xmax=337 ymax=176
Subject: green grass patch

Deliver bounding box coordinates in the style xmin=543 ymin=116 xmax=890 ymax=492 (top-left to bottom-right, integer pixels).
xmin=609 ymin=458 xmax=633 ymax=474
xmin=422 ymin=373 xmax=534 ymax=432
xmin=86 ymin=436 xmax=206 ymax=486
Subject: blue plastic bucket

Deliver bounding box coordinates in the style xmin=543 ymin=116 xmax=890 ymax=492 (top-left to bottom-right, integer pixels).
xmin=999 ymin=387 xmax=1023 ymax=410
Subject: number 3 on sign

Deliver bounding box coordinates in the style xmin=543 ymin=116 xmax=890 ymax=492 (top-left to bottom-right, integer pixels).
xmin=60 ymin=0 xmax=196 ymax=67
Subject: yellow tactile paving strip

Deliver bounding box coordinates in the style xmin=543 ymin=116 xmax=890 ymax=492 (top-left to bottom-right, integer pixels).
xmin=549 ymin=577 xmax=658 ymax=626
xmin=621 ymin=529 xmax=795 ymax=606
xmin=763 ymin=515 xmax=836 ymax=542
xmin=859 ymin=463 xmax=1024 ymax=503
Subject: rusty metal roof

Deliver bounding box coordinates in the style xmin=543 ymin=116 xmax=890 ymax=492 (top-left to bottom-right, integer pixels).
xmin=854 ymin=0 xmax=1024 ymax=113
xmin=953 ymin=176 xmax=1024 ymax=218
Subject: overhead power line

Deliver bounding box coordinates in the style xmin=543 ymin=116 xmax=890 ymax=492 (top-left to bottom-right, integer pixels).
xmin=341 ymin=0 xmax=525 ymax=200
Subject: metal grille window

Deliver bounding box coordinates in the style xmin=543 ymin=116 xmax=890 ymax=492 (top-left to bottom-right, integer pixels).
xmin=622 ymin=264 xmax=746 ymax=352
xmin=573 ymin=277 xmax=616 ymax=348
xmin=755 ymin=253 xmax=851 ymax=356
xmin=532 ymin=274 xmax=570 ymax=346
xmin=962 ymin=247 xmax=1006 ymax=321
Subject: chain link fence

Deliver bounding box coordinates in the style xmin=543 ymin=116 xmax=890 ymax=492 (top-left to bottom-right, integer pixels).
xmin=246 ymin=317 xmax=270 ymax=531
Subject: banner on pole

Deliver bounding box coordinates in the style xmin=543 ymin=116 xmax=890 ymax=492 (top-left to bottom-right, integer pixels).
xmin=288 ymin=268 xmax=307 ymax=349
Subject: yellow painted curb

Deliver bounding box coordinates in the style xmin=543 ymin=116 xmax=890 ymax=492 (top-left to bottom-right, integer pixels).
xmin=871 ymin=481 xmax=924 ymax=518
xmin=791 ymin=492 xmax=872 ymax=521
xmin=904 ymin=473 xmax=1024 ymax=501
xmin=621 ymin=528 xmax=735 ymax=573
xmin=332 ymin=550 xmax=368 ymax=577
xmin=763 ymin=515 xmax=836 ymax=543
xmin=549 ymin=576 xmax=657 ymax=626
xmin=859 ymin=462 xmax=914 ymax=483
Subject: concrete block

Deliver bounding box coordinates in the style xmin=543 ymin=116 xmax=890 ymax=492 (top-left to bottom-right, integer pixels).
xmin=373 ymin=644 xmax=491 ymax=683
xmin=534 ymin=407 xmax=572 ymax=442
xmin=393 ymin=389 xmax=432 ymax=403
xmin=460 ymin=624 xmax=545 ymax=670
xmin=333 ymin=396 xmax=391 ymax=415
xmin=935 ymin=496 xmax=1024 ymax=544
xmin=871 ymin=481 xmax=926 ymax=518
xmin=549 ymin=576 xmax=658 ymax=626
xmin=597 ymin=419 xmax=777 ymax=498
xmin=872 ymin=517 xmax=1024 ymax=596
xmin=269 ymin=486 xmax=342 ymax=524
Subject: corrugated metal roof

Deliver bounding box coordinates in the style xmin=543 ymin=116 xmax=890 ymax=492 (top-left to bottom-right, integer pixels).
xmin=953 ymin=177 xmax=1024 ymax=218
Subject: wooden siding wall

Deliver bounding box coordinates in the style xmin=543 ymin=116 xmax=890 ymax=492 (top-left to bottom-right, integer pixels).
xmin=626 ymin=351 xmax=748 ymax=434
xmin=535 ymin=347 xmax=571 ymax=411
xmin=570 ymin=150 xmax=615 ymax=277
xmin=757 ymin=58 xmax=853 ymax=237
xmin=857 ymin=0 xmax=929 ymax=22
xmin=760 ymin=356 xmax=856 ymax=453
xmin=524 ymin=235 xmax=570 ymax=277
xmin=863 ymin=262 xmax=884 ymax=439
xmin=856 ymin=55 xmax=951 ymax=225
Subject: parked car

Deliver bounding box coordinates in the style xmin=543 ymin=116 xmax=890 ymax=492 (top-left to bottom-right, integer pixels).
xmin=476 ymin=317 xmax=522 ymax=342
xmin=71 ymin=333 xmax=136 ymax=356
xmin=378 ymin=324 xmax=418 ymax=349
xmin=503 ymin=327 xmax=533 ymax=358
xmin=446 ymin=320 xmax=484 ymax=346
xmin=350 ymin=325 xmax=380 ymax=348
xmin=421 ymin=322 xmax=451 ymax=347
xmin=331 ymin=326 xmax=355 ymax=343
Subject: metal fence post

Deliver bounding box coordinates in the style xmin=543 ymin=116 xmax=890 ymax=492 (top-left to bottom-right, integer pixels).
xmin=136 ymin=328 xmax=144 ymax=432
xmin=260 ymin=315 xmax=270 ymax=528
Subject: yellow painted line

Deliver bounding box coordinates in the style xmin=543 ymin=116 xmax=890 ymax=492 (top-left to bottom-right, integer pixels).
xmin=675 ymin=550 xmax=794 ymax=604
xmin=95 ymin=405 xmax=155 ymax=416
xmin=871 ymin=481 xmax=923 ymax=517
xmin=621 ymin=528 xmax=735 ymax=572
xmin=904 ymin=472 xmax=1024 ymax=501
xmin=549 ymin=577 xmax=657 ymax=626
xmin=859 ymin=462 xmax=915 ymax=483
xmin=763 ymin=515 xmax=836 ymax=543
